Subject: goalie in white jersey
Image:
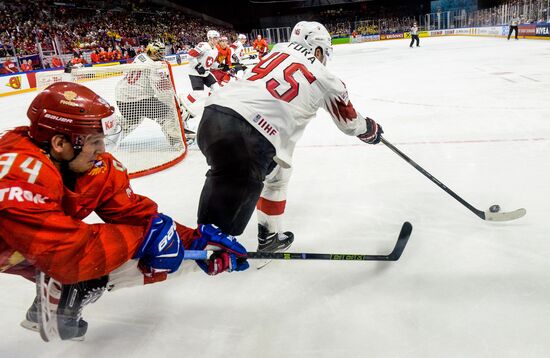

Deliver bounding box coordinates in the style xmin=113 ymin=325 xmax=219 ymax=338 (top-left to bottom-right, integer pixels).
xmin=115 ymin=41 xmax=183 ymax=148
xmin=196 ymin=21 xmax=383 ymax=253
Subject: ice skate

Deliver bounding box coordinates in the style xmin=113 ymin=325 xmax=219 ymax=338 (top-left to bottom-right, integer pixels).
xmin=184 ymin=127 xmax=196 ymax=146
xmin=21 ymin=295 xmax=88 ymax=341
xmin=256 ymin=224 xmax=294 ymax=269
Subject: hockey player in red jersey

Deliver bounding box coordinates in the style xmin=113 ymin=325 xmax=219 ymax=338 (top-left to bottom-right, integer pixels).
xmin=196 ymin=21 xmax=383 ymax=260
xmin=252 ymin=34 xmax=269 ymax=59
xmin=211 ymin=36 xmax=233 ymax=86
xmin=0 ymin=82 xmax=248 ymax=340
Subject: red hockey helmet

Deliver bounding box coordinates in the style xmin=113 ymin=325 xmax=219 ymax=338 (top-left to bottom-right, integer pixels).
xmin=27 ymin=82 xmax=118 ymax=148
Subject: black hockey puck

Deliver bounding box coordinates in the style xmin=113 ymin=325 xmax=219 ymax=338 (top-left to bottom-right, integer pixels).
xmin=489 ymin=204 xmax=500 ymax=213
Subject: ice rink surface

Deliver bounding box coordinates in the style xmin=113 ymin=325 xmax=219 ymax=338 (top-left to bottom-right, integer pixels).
xmin=1 ymin=36 xmax=549 ymax=357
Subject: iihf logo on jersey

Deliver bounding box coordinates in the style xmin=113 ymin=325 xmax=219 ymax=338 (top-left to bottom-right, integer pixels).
xmin=252 ymin=114 xmax=278 ymax=136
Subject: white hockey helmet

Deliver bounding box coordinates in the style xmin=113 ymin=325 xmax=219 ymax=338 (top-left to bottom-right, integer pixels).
xmin=290 ymin=21 xmax=333 ymax=64
xmin=207 ymin=30 xmax=220 ymax=40
xmin=238 ymin=34 xmax=247 ymax=40
xmin=146 ymin=40 xmax=165 ymax=61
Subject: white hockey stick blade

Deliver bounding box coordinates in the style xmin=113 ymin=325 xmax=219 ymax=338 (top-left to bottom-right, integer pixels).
xmin=483 ymin=208 xmax=527 ymax=222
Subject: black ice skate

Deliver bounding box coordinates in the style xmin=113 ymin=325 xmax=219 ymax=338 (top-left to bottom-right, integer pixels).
xmin=184 ymin=128 xmax=196 ymax=145
xmin=55 ymin=276 xmax=108 ymax=340
xmin=20 ymin=296 xmax=88 ymax=341
xmin=257 ymin=224 xmax=294 ymax=252
xmin=256 ymin=224 xmax=294 ymax=269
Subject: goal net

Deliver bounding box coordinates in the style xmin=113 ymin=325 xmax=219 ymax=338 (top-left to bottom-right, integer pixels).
xmin=52 ymin=61 xmax=188 ymax=178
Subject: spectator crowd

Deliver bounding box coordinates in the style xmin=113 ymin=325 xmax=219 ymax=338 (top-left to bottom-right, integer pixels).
xmin=0 ymin=0 xmax=235 ymax=73
xmin=1 ymin=0 xmax=548 ymax=74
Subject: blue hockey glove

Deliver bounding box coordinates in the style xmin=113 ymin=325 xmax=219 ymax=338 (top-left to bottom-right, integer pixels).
xmin=190 ymin=224 xmax=249 ymax=275
xmin=134 ymin=213 xmax=184 ymax=274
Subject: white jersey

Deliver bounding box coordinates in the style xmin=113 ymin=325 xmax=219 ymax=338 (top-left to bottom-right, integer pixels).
xmin=188 ymin=41 xmax=218 ymax=77
xmin=207 ymin=42 xmax=368 ymax=168
xmin=115 ymin=53 xmax=173 ymax=106
xmin=230 ymin=41 xmax=245 ymax=63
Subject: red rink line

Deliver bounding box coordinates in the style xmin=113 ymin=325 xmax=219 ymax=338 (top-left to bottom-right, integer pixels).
xmin=299 ymin=137 xmax=548 ymax=148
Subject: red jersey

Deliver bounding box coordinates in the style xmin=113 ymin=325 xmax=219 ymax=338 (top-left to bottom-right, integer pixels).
xmin=216 ymin=44 xmax=232 ymax=67
xmin=21 ymin=63 xmax=33 ymax=72
xmin=3 ymin=60 xmax=17 ymax=73
xmin=253 ymin=38 xmax=269 ymax=55
xmin=51 ymin=57 xmax=63 ymax=68
xmin=0 ymin=127 xmax=197 ymax=283
xmin=70 ymin=57 xmax=86 ymax=65
xmin=90 ymin=52 xmax=100 ymax=63
xmin=99 ymin=51 xmax=109 ymax=62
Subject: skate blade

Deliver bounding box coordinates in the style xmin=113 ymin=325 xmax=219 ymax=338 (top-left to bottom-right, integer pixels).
xmin=20 ymin=319 xmax=39 ymax=332
xmin=256 ymin=243 xmax=293 ymax=270
xmin=256 ymin=259 xmax=272 ymax=270
xmin=22 ymin=318 xmax=86 ymax=341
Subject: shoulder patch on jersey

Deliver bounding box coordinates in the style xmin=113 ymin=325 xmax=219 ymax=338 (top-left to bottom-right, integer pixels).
xmin=88 ymin=159 xmax=107 ymax=176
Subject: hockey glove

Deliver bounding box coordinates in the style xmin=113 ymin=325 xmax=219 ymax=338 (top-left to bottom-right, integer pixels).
xmin=190 ymin=224 xmax=249 ymax=275
xmin=221 ymin=63 xmax=230 ymax=72
xmin=195 ymin=64 xmax=206 ymax=75
xmin=133 ymin=213 xmax=184 ymax=274
xmin=358 ymin=117 xmax=383 ymax=144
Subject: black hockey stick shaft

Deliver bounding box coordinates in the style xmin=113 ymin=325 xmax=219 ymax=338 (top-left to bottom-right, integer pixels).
xmin=381 ymin=137 xmax=485 ymax=219
xmin=183 ymin=222 xmax=412 ymax=262
xmin=249 ymin=221 xmax=412 ymax=261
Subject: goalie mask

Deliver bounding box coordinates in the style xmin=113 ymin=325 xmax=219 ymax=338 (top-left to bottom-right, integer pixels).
xmin=146 ymin=41 xmax=166 ymax=61
xmin=290 ymin=21 xmax=333 ymax=65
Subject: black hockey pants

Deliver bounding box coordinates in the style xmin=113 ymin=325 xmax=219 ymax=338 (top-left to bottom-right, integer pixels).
xmin=197 ymin=105 xmax=277 ymax=236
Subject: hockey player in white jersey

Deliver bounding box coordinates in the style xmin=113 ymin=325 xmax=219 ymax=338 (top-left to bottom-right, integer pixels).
xmin=231 ymin=34 xmax=247 ymax=63
xmin=115 ymin=41 xmax=183 ymax=148
xmin=229 ymin=34 xmax=249 ymax=79
xmin=181 ymin=30 xmax=220 ymax=119
xmin=196 ymin=21 xmax=383 ymax=255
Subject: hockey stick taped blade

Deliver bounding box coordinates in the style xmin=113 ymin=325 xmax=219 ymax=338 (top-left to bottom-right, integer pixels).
xmin=483 ymin=208 xmax=527 ymax=222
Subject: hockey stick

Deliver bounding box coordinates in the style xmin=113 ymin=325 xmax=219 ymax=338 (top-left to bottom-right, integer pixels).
xmin=184 ymin=222 xmax=412 ymax=262
xmin=381 ymin=137 xmax=526 ymax=221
